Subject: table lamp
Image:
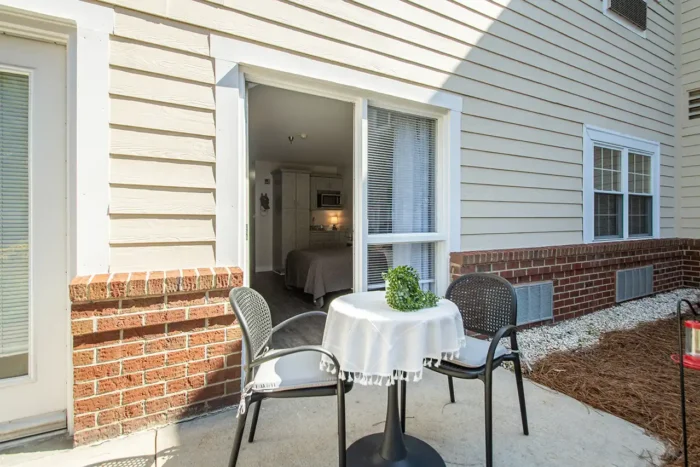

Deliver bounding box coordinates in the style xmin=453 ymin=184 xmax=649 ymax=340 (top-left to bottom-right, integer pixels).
xmin=331 ymin=215 xmax=339 ymax=231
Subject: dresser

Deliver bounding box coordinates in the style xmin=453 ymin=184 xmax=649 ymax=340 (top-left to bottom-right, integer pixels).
xmin=272 ymin=169 xmax=310 ymax=273
xmin=309 ymin=230 xmax=346 ymax=248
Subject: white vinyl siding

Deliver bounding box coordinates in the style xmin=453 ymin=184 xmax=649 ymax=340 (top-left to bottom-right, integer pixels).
xmin=95 ymin=0 xmax=679 ymax=270
xmin=106 ymin=12 xmax=215 ymax=271
xmin=0 ymin=70 xmax=29 ymax=358
xmin=682 ymin=0 xmax=700 ymax=238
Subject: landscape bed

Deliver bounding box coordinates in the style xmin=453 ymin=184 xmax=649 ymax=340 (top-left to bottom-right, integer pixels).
xmin=525 ymin=290 xmax=700 ymax=466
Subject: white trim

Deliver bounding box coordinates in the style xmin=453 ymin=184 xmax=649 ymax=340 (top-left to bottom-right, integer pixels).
xmin=601 ymin=0 xmax=648 ymax=38
xmin=354 ymin=98 xmax=369 ymax=292
xmin=366 ymin=233 xmax=447 ymax=245
xmin=582 ymin=124 xmax=661 ymax=243
xmin=447 ymin=110 xmax=462 ymax=255
xmin=73 ymin=26 xmax=111 ymax=275
xmin=0 ymin=0 xmax=115 ymax=436
xmin=210 ymin=35 xmax=462 ymax=112
xmin=0 ymin=410 xmax=66 ymax=443
xmin=214 ymin=59 xmax=248 ymax=284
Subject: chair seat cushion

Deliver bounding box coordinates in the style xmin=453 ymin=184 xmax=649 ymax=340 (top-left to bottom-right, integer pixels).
xmin=252 ymin=350 xmax=337 ymax=392
xmin=445 ymin=336 xmax=509 ymax=368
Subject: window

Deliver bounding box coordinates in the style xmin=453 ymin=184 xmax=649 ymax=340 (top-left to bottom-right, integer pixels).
xmin=584 ymin=126 xmax=660 ymax=243
xmin=602 ymin=0 xmax=648 ymax=36
xmin=0 ymin=70 xmax=30 ymax=374
xmin=366 ymin=106 xmax=440 ymax=292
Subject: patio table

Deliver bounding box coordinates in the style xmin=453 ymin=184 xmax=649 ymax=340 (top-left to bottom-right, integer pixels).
xmin=321 ymin=291 xmax=465 ymax=466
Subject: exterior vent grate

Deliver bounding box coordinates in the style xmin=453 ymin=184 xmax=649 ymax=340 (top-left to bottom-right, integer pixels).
xmin=690 ymin=90 xmax=700 ymax=120
xmin=514 ymin=281 xmax=553 ymax=326
xmin=616 ymin=265 xmax=653 ymax=302
xmin=609 ymin=0 xmax=647 ymax=30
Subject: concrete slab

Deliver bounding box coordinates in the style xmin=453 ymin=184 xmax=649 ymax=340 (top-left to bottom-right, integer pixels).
xmin=0 ymin=369 xmax=664 ymax=467
xmin=0 ymin=428 xmax=155 ymax=467
xmin=155 ymin=369 xmax=663 ymax=467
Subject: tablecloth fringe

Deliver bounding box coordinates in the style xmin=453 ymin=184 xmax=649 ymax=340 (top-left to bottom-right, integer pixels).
xmin=319 ymin=348 xmax=462 ymax=386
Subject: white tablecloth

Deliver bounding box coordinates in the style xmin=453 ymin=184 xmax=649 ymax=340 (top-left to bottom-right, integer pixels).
xmin=321 ymin=291 xmax=465 ymax=385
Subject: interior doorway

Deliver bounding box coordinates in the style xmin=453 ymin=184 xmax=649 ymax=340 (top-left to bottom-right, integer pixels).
xmin=246 ymin=83 xmax=355 ymax=347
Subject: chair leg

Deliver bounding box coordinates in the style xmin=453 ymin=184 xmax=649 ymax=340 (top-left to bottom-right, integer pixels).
xmin=513 ymin=357 xmax=529 ymax=436
xmin=448 ymin=376 xmax=455 ymax=403
xmin=337 ymin=382 xmax=347 ymax=467
xmin=400 ymin=377 xmax=406 ymax=434
xmin=248 ymin=400 xmax=262 ymax=443
xmin=228 ymin=405 xmax=249 ymax=467
xmin=483 ymin=373 xmax=493 ymax=467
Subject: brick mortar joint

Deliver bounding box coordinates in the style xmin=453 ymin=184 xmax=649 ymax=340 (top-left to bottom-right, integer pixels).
xmin=71 ymin=310 xmax=240 ymax=337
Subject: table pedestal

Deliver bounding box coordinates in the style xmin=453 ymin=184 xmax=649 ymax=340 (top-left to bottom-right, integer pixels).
xmin=346 ymin=382 xmax=445 ymax=467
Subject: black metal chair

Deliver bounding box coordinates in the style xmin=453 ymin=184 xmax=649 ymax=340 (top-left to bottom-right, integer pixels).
xmin=228 ymin=287 xmax=352 ymax=467
xmin=400 ymin=273 xmax=529 ymax=467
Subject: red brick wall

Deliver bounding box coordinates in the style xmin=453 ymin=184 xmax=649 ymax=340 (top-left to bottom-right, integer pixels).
xmin=69 ymin=268 xmax=243 ymax=446
xmin=450 ymin=239 xmax=689 ymax=323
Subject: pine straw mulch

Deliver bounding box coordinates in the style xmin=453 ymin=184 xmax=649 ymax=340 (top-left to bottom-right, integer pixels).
xmin=528 ymin=317 xmax=698 ymax=466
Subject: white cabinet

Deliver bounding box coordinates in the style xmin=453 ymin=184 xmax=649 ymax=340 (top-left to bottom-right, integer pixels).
xmin=272 ymin=169 xmax=311 ymax=272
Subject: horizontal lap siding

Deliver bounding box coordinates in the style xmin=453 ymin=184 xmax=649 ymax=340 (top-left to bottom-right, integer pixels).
xmin=683 ymin=0 xmax=700 ymax=238
xmin=107 ymin=9 xmax=215 ymax=271
xmin=97 ymin=0 xmax=678 ymax=268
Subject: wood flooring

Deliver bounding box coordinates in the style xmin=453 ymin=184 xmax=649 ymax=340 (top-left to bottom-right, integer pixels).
xmin=251 ymin=271 xmax=351 ymax=348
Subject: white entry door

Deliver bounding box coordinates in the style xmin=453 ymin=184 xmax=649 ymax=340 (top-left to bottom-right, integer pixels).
xmin=0 ymin=35 xmax=68 ymax=441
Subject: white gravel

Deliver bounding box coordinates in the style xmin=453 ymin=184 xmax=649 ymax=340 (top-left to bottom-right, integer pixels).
xmin=511 ymin=288 xmax=699 ymax=369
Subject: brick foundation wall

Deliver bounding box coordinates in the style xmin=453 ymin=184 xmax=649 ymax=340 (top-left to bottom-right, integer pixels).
xmin=450 ymin=239 xmax=693 ymax=323
xmin=69 ymin=267 xmax=243 ymax=446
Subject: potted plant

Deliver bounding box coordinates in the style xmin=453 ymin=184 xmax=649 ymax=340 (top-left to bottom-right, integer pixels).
xmin=382 ymin=266 xmax=439 ymax=311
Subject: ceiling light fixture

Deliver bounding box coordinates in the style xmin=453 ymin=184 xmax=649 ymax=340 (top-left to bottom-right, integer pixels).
xmin=288 ymin=133 xmax=308 ymax=144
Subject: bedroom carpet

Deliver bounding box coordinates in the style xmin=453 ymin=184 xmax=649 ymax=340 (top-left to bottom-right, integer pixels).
xmin=251 ymin=272 xmax=351 ymax=348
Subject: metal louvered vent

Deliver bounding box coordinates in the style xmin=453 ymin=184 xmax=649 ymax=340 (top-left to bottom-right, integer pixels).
xmin=690 ymin=90 xmax=700 ymax=120
xmin=514 ymin=282 xmax=553 ymax=326
xmin=609 ymin=0 xmax=647 ymax=31
xmin=616 ymin=265 xmax=653 ymax=302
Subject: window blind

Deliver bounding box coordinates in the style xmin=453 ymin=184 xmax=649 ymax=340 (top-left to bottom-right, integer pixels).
xmin=367 ymin=243 xmax=435 ymax=291
xmin=0 ymin=71 xmax=30 ymax=358
xmin=367 ymin=106 xmax=437 ymax=291
xmin=367 ymin=107 xmax=436 ymax=235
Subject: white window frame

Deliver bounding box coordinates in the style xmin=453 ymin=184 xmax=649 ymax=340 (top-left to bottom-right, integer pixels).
xmin=601 ymin=0 xmax=648 ymax=38
xmin=583 ymin=125 xmax=660 ymax=243
xmin=210 ymin=35 xmax=462 ymax=296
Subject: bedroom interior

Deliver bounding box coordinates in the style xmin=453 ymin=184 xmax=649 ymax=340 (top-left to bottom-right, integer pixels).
xmin=248 ymin=83 xmax=354 ymax=347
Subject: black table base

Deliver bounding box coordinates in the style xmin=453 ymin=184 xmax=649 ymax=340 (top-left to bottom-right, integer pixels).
xmin=346 ymin=381 xmax=445 ymax=467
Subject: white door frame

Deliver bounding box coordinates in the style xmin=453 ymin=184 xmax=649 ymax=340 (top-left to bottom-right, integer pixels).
xmin=212 ymin=35 xmax=462 ymax=295
xmin=0 ymin=0 xmax=113 ymax=436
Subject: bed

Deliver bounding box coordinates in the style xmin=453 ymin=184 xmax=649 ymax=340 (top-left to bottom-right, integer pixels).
xmin=285 ymin=246 xmax=353 ymax=307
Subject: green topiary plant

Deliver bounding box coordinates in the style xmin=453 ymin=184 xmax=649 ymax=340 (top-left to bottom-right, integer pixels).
xmin=382 ymin=265 xmax=439 ymax=312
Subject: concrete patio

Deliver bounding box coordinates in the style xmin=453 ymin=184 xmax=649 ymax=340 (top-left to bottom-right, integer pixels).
xmin=0 ymin=369 xmax=664 ymax=467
